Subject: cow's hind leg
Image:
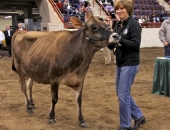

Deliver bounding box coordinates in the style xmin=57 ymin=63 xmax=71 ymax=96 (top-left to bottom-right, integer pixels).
xmin=19 ymin=72 xmax=34 ymax=114
xmin=75 ymin=85 xmax=89 ymax=128
xmin=48 ymin=81 xmax=59 ymax=124
xmin=27 ymin=78 xmax=35 ymax=109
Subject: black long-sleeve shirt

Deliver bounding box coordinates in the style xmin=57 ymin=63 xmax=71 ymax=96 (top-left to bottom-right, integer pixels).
xmin=108 ymin=16 xmax=142 ymax=67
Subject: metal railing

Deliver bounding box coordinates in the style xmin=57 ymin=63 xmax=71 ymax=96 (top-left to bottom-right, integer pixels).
xmin=93 ymin=0 xmax=110 ymax=16
xmin=48 ymin=0 xmax=64 ymax=23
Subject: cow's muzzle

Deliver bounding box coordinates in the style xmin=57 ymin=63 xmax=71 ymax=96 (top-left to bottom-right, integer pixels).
xmin=112 ymin=33 xmax=120 ymax=41
xmin=108 ymin=33 xmax=120 ymax=43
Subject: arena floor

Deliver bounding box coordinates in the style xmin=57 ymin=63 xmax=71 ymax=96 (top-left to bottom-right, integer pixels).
xmin=0 ymin=47 xmax=170 ymax=130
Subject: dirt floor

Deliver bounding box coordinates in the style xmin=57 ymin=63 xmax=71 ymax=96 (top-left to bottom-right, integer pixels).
xmin=0 ymin=47 xmax=170 ymax=130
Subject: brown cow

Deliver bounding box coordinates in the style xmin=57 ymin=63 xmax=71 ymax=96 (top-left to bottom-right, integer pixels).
xmin=12 ymin=14 xmax=119 ymax=128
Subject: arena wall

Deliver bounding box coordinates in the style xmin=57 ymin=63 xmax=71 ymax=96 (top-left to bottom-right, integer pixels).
xmin=0 ymin=16 xmax=12 ymax=31
xmin=141 ymin=28 xmax=163 ymax=48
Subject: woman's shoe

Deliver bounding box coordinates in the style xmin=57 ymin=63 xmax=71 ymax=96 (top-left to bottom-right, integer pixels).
xmin=132 ymin=116 xmax=146 ymax=129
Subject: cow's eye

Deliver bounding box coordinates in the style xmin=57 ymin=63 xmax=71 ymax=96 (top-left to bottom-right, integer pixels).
xmin=91 ymin=25 xmax=98 ymax=31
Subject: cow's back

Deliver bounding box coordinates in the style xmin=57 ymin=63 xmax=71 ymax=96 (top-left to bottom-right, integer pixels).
xmin=13 ymin=31 xmax=74 ymax=59
xmin=12 ymin=30 xmax=82 ymax=84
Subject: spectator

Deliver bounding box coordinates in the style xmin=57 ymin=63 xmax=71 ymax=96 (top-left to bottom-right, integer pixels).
xmin=84 ymin=0 xmax=90 ymax=7
xmin=3 ymin=25 xmax=14 ymax=57
xmin=160 ymin=10 xmax=167 ymax=22
xmin=82 ymin=5 xmax=87 ymax=12
xmin=64 ymin=3 xmax=74 ymax=15
xmin=71 ymin=8 xmax=79 ymax=17
xmin=138 ymin=15 xmax=145 ymax=24
xmin=143 ymin=15 xmax=150 ymax=22
xmin=152 ymin=12 xmax=160 ymax=22
xmin=105 ymin=2 xmax=114 ymax=12
xmin=79 ymin=0 xmax=89 ymax=7
xmin=16 ymin=23 xmax=26 ymax=31
xmin=43 ymin=27 xmax=48 ymax=32
xmin=72 ymin=0 xmax=80 ymax=8
xmin=100 ymin=0 xmax=105 ymax=4
xmin=103 ymin=19 xmax=112 ymax=65
xmin=110 ymin=13 xmax=120 ymax=64
xmin=80 ymin=2 xmax=87 ymax=12
xmin=63 ymin=0 xmax=73 ymax=16
xmin=107 ymin=0 xmax=114 ymax=6
xmin=159 ymin=17 xmax=170 ymax=56
xmin=0 ymin=30 xmax=5 ymax=58
xmin=153 ymin=16 xmax=160 ymax=22
xmin=63 ymin=0 xmax=69 ymax=10
xmin=56 ymin=0 xmax=63 ymax=13
xmin=106 ymin=16 xmax=112 ymax=30
xmin=86 ymin=3 xmax=92 ymax=11
xmin=111 ymin=13 xmax=120 ymax=30
xmin=79 ymin=0 xmax=85 ymax=4
xmin=77 ymin=8 xmax=85 ymax=21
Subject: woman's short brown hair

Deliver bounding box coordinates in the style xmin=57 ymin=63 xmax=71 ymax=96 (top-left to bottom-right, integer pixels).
xmin=114 ymin=0 xmax=134 ymax=16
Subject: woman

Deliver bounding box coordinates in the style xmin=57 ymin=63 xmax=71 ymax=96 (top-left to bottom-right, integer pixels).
xmin=138 ymin=15 xmax=145 ymax=24
xmin=144 ymin=15 xmax=150 ymax=22
xmin=108 ymin=0 xmax=146 ymax=130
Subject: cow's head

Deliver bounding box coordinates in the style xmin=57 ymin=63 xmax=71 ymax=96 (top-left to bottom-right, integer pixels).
xmin=70 ymin=13 xmax=119 ymax=51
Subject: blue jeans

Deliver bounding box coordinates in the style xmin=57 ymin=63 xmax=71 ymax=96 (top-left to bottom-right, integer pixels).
xmin=165 ymin=44 xmax=170 ymax=56
xmin=116 ymin=66 xmax=143 ymax=128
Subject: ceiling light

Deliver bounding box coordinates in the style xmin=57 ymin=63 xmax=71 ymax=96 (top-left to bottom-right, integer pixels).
xmin=5 ymin=16 xmax=12 ymax=19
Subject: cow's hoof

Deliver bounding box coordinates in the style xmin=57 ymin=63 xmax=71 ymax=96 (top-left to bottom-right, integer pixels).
xmin=79 ymin=122 xmax=90 ymax=128
xmin=27 ymin=108 xmax=34 ymax=114
xmin=48 ymin=119 xmax=56 ymax=124
xmin=31 ymin=105 xmax=36 ymax=109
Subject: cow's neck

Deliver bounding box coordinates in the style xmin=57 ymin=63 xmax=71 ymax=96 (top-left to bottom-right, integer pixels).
xmin=73 ymin=29 xmax=96 ymax=62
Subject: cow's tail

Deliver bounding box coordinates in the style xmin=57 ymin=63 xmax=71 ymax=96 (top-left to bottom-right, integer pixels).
xmin=11 ymin=31 xmax=24 ymax=72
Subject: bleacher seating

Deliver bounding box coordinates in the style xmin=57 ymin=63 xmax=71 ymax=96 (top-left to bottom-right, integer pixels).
xmin=133 ymin=0 xmax=170 ymax=28
xmin=50 ymin=0 xmax=170 ymax=29
xmin=133 ymin=0 xmax=163 ymax=17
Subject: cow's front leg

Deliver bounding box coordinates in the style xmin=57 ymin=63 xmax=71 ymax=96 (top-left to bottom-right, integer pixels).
xmin=49 ymin=81 xmax=59 ymax=124
xmin=75 ymin=86 xmax=89 ymax=128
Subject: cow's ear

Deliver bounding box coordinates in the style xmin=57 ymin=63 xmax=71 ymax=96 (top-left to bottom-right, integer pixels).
xmin=70 ymin=16 xmax=83 ymax=29
xmin=85 ymin=11 xmax=93 ymax=20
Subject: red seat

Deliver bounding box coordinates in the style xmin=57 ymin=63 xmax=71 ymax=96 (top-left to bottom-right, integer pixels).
xmin=150 ymin=22 xmax=156 ymax=28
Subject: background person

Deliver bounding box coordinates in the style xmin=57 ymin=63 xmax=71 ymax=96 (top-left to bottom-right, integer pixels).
xmin=105 ymin=2 xmax=114 ymax=12
xmin=3 ymin=25 xmax=14 ymax=57
xmin=159 ymin=17 xmax=170 ymax=56
xmin=42 ymin=27 xmax=48 ymax=32
xmin=160 ymin=10 xmax=167 ymax=22
xmin=16 ymin=23 xmax=26 ymax=31
xmin=103 ymin=19 xmax=111 ymax=65
xmin=138 ymin=15 xmax=145 ymax=24
xmin=108 ymin=0 xmax=146 ymax=129
xmin=110 ymin=13 xmax=121 ymax=64
xmin=56 ymin=0 xmax=63 ymax=13
xmin=110 ymin=12 xmax=120 ymax=31
xmin=143 ymin=15 xmax=150 ymax=22
xmin=0 ymin=30 xmax=5 ymax=58
xmin=86 ymin=3 xmax=92 ymax=11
